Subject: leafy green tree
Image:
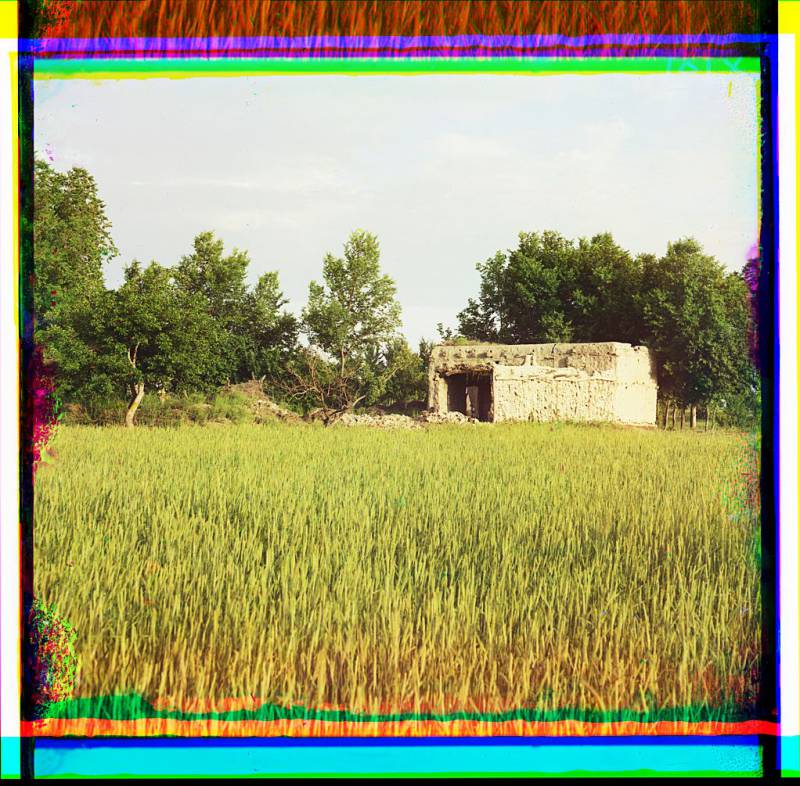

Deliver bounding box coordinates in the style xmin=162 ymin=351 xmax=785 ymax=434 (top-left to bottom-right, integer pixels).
xmin=174 ymin=231 xmax=298 ymax=385
xmin=384 ymin=338 xmax=429 ymax=409
xmin=35 ymin=289 xmax=129 ymax=411
xmin=457 ymin=231 xmax=583 ymax=343
xmin=174 ymin=232 xmax=249 ymax=322
xmin=301 ymin=230 xmax=402 ymax=410
xmin=500 ymin=231 xmax=579 ymax=343
xmin=33 ymin=158 xmax=117 ymax=321
xmin=639 ymin=238 xmax=754 ymax=422
xmin=571 ymin=233 xmax=643 ymax=343
xmin=418 ymin=338 xmax=434 ymax=371
xmin=237 ymin=271 xmax=299 ymax=385
xmin=363 ymin=337 xmax=428 ymax=409
xmin=106 ymin=261 xmax=229 ymax=426
xmin=173 ymin=231 xmax=249 ymax=379
xmin=33 ymin=158 xmax=120 ymax=415
xmin=456 ymin=250 xmax=508 ymax=341
xmin=457 ymin=231 xmax=644 ymax=345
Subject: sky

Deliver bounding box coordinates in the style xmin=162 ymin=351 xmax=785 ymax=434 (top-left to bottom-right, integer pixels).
xmin=34 ymin=72 xmax=760 ymax=347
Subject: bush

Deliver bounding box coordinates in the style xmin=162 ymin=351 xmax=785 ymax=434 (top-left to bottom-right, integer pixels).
xmin=209 ymin=390 xmax=252 ymax=424
xmin=65 ymin=396 xmax=126 ymax=426
xmin=59 ymin=389 xmax=256 ymax=427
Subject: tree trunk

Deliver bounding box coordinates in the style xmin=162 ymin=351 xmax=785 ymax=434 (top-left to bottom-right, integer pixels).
xmin=671 ymin=403 xmax=677 ymax=430
xmin=690 ymin=405 xmax=697 ymax=429
xmin=664 ymin=400 xmax=671 ymax=430
xmin=126 ymin=381 xmax=145 ymax=428
xmin=680 ymin=407 xmax=685 ymax=430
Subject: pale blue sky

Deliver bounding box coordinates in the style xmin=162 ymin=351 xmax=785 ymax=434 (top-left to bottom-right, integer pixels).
xmin=35 ymin=73 xmax=760 ymax=346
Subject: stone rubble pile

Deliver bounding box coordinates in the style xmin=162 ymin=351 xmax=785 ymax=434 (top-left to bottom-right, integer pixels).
xmin=253 ymin=398 xmax=303 ymax=423
xmin=334 ymin=411 xmax=481 ymax=429
xmin=336 ymin=413 xmax=422 ymax=429
xmin=417 ymin=411 xmax=479 ymax=425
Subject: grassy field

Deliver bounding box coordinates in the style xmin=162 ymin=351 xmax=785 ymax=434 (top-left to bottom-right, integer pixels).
xmin=34 ymin=422 xmax=761 ymax=721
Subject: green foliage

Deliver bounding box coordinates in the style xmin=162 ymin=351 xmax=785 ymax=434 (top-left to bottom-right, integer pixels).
xmin=38 ymin=213 xmax=298 ymax=422
xmin=33 ymin=158 xmax=122 ymax=412
xmin=300 ymin=230 xmax=403 ymax=409
xmin=33 ymin=158 xmax=117 ymax=321
xmin=110 ymin=259 xmax=230 ymax=397
xmin=362 ymin=337 xmax=428 ymax=408
xmin=174 ymin=231 xmax=249 ymax=320
xmin=237 ymin=271 xmax=300 ymax=384
xmin=62 ymin=390 xmax=256 ymax=428
xmin=455 ymin=231 xmax=759 ymax=426
xmin=457 ymin=231 xmax=643 ymax=345
xmin=36 ymin=289 xmax=128 ymax=409
xmin=639 ymin=239 xmax=752 ymax=409
xmin=174 ymin=231 xmax=249 ymax=383
xmin=208 ymin=390 xmax=252 ymax=424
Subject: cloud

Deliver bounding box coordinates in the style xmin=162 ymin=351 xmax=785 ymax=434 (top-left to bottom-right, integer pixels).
xmin=216 ymin=207 xmax=303 ymax=232
xmin=131 ymin=156 xmax=367 ymax=199
xmin=435 ymin=132 xmax=512 ymax=160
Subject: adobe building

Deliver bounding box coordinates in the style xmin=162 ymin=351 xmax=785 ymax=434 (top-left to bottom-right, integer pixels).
xmin=427 ymin=342 xmax=658 ymax=425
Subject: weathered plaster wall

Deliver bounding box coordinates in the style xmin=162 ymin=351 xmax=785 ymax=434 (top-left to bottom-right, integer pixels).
xmin=491 ymin=366 xmax=618 ymax=422
xmin=427 ymin=342 xmax=658 ymax=425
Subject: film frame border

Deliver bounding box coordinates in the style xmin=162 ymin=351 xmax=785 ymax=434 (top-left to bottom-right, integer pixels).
xmin=5 ymin=0 xmax=788 ymax=778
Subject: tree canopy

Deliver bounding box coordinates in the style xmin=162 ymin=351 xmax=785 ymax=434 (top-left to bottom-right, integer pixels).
xmin=33 ymin=157 xmax=760 ymax=428
xmin=298 ymin=229 xmax=404 ymax=411
xmin=34 ymin=159 xmax=300 ymax=424
xmin=454 ymin=230 xmax=758 ymax=422
xmin=33 ymin=159 xmax=117 ymax=321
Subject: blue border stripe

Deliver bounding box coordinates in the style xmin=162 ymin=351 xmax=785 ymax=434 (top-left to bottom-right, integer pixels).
xmin=34 ymin=740 xmax=763 ymax=777
xmin=35 ymin=735 xmax=763 ymax=749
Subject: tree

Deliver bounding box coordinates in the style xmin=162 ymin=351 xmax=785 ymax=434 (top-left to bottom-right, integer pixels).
xmin=571 ymin=233 xmax=643 ymax=344
xmin=173 ymin=231 xmax=249 ymax=380
xmin=456 ymin=251 xmax=508 ymax=341
xmin=107 ymin=261 xmax=229 ymax=426
xmin=457 ymin=231 xmax=643 ymax=345
xmin=33 ymin=158 xmax=117 ymax=322
xmin=237 ymin=271 xmax=299 ymax=385
xmin=500 ymin=231 xmax=579 ymax=343
xmin=363 ymin=337 xmax=428 ymax=409
xmin=174 ymin=231 xmax=299 ymax=386
xmin=35 ymin=288 xmax=129 ymax=412
xmin=33 ymin=158 xmax=120 ymax=416
xmin=300 ymin=230 xmax=402 ymax=411
xmin=639 ymin=238 xmax=753 ymax=424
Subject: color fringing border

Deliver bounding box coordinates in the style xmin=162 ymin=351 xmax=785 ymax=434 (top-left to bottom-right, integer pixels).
xmin=3 ymin=0 xmax=788 ymax=778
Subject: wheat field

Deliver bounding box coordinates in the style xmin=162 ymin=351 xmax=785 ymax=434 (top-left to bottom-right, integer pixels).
xmin=33 ymin=422 xmax=761 ymax=720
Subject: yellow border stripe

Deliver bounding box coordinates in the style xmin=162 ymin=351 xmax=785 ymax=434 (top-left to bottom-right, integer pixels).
xmin=0 ymin=2 xmax=16 ymax=40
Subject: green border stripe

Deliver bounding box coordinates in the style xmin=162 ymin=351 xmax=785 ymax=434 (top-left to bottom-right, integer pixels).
xmin=33 ymin=56 xmax=761 ymax=79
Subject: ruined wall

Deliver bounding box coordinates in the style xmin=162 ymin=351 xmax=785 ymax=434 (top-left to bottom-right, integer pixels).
xmin=428 ymin=342 xmax=658 ymax=425
xmin=492 ymin=366 xmax=618 ymax=422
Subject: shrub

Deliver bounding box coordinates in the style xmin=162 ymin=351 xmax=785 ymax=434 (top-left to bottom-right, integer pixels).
xmin=209 ymin=390 xmax=252 ymax=424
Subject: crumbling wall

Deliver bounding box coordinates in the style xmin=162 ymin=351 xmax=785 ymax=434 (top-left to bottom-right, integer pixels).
xmin=428 ymin=342 xmax=657 ymax=425
xmin=492 ymin=365 xmax=618 ymax=422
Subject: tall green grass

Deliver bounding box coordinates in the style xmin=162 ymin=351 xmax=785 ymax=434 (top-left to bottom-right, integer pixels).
xmin=34 ymin=423 xmax=760 ymax=720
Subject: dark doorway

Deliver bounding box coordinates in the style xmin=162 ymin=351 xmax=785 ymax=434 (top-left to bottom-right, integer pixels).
xmin=445 ymin=371 xmax=492 ymax=421
xmin=446 ymin=373 xmax=467 ymax=414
